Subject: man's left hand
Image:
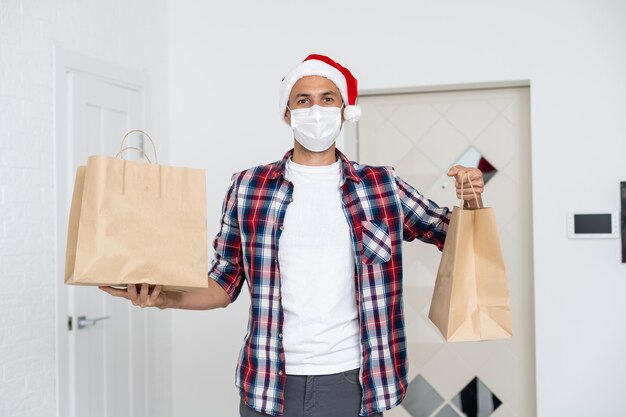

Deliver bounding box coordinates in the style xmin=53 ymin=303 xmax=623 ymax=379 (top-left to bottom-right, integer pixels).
xmin=447 ymin=165 xmax=484 ymax=208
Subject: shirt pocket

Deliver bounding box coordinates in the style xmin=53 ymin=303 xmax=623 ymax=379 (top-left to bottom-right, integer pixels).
xmin=361 ymin=219 xmax=392 ymax=264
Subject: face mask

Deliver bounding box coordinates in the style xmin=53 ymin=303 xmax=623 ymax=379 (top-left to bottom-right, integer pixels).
xmin=288 ymin=105 xmax=343 ymax=152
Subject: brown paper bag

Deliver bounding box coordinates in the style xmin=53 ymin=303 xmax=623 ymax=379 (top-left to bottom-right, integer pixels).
xmin=64 ymin=130 xmax=208 ymax=292
xmin=428 ymin=176 xmax=512 ymax=341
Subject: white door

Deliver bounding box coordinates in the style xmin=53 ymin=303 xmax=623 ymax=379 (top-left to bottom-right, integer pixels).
xmin=351 ymin=87 xmax=535 ymax=417
xmin=55 ymin=51 xmax=149 ymax=417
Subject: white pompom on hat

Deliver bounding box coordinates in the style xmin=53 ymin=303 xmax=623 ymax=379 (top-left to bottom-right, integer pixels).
xmin=279 ymin=54 xmax=362 ymax=123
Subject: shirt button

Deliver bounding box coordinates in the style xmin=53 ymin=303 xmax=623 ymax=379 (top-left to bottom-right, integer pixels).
xmin=279 ymin=225 xmax=284 ymax=231
xmin=288 ymin=197 xmax=294 ymax=202
xmin=278 ymin=333 xmax=282 ymax=338
xmin=278 ymin=370 xmax=283 ymax=375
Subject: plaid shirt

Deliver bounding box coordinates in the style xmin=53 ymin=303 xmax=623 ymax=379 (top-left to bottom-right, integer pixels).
xmin=208 ymin=148 xmax=451 ymax=416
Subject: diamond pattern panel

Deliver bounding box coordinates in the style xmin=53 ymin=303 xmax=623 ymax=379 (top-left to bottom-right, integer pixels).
xmin=377 ymin=104 xmax=398 ymax=118
xmin=395 ymin=146 xmax=442 ymax=194
xmin=402 ymin=244 xmax=441 ymax=283
xmin=405 ymin=314 xmax=446 ymax=347
xmin=451 ymin=377 xmax=502 ymax=417
xmin=401 ymin=374 xmax=444 ymax=417
xmin=357 ymin=103 xmax=387 ymax=137
xmin=407 ymin=342 xmax=446 ymax=371
xmin=365 ymin=120 xmax=414 ymax=166
xmin=487 ymin=98 xmax=513 ymax=112
xmin=424 ymin=172 xmax=463 ymax=211
xmin=389 ymin=404 xmax=413 ymax=417
xmin=454 ymin=343 xmax=520 ymax=413
xmin=432 ymin=101 xmax=454 ymax=114
xmin=417 ymin=119 xmax=470 ymax=170
xmin=435 ymin=404 xmax=462 ymax=417
xmin=501 ymin=98 xmax=523 ymax=125
xmin=500 ymin=151 xmax=524 ymax=183
xmin=403 ymin=286 xmax=433 ymax=315
xmin=357 ymin=87 xmax=534 ymax=417
xmin=478 ymin=172 xmax=517 ymax=227
xmin=389 ymin=103 xmax=443 ymax=145
xmin=421 ymin=345 xmax=475 ymax=401
xmin=473 ymin=116 xmax=518 ymax=169
xmin=443 ymin=100 xmax=499 ymax=140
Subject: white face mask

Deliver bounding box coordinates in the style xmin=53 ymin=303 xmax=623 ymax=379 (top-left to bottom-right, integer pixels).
xmin=288 ymin=105 xmax=343 ymax=152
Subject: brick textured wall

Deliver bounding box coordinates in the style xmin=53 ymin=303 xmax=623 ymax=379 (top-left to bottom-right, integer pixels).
xmin=0 ymin=1 xmax=170 ymax=416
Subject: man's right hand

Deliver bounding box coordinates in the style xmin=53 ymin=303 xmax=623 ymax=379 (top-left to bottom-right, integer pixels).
xmin=99 ymin=279 xmax=231 ymax=310
xmin=99 ymin=283 xmax=168 ymax=309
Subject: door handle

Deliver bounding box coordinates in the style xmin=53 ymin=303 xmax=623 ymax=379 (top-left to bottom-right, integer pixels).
xmin=77 ymin=315 xmax=110 ymax=330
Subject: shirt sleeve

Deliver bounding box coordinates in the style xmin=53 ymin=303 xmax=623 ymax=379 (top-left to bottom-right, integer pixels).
xmin=392 ymin=168 xmax=452 ymax=252
xmin=208 ymin=173 xmax=246 ymax=302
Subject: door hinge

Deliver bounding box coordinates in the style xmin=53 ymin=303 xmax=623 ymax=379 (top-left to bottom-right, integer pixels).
xmin=68 ymin=316 xmax=73 ymax=331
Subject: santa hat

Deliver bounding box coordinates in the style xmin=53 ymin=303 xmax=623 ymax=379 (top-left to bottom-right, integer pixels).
xmin=279 ymin=54 xmax=362 ymax=122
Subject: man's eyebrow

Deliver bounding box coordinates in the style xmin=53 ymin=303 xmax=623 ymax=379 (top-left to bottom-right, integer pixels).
xmin=292 ymin=91 xmax=339 ymax=101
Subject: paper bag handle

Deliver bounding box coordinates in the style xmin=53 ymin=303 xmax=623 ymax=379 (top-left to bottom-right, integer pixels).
xmin=115 ymin=144 xmax=163 ymax=198
xmin=119 ymin=129 xmax=158 ymax=164
xmin=115 ymin=146 xmax=153 ymax=163
xmin=460 ymin=172 xmax=482 ymax=210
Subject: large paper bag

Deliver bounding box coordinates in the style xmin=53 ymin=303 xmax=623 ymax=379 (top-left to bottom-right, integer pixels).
xmin=64 ymin=131 xmax=208 ymax=292
xmin=428 ymin=181 xmax=512 ymax=341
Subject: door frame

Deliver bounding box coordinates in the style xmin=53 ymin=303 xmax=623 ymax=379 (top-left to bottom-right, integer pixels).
xmin=53 ymin=46 xmax=148 ymax=417
xmin=343 ymin=80 xmax=531 ymax=162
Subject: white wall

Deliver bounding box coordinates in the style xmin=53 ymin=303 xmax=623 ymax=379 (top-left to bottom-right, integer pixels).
xmin=168 ymin=0 xmax=626 ymax=416
xmin=0 ymin=1 xmax=171 ymax=416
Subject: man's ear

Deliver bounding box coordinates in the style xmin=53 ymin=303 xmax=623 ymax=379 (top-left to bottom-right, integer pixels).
xmin=284 ymin=108 xmax=291 ymax=124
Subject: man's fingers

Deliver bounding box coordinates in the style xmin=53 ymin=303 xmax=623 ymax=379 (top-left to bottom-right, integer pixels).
xmin=457 ymin=192 xmax=484 ymax=199
xmin=457 ymin=189 xmax=484 ymax=195
xmin=454 ymin=179 xmax=485 ymax=188
xmin=454 ymin=178 xmax=485 ymax=188
xmin=447 ymin=165 xmax=464 ymax=176
xmin=454 ymin=170 xmax=484 ymax=187
xmin=100 ymin=284 xmax=163 ymax=308
xmin=457 ymin=184 xmax=484 ymax=194
xmin=449 ymin=167 xmax=485 ymax=200
xmin=149 ymin=285 xmax=162 ymax=305
xmin=128 ymin=283 xmax=139 ymax=305
xmin=140 ymin=283 xmax=149 ymax=307
xmin=457 ymin=185 xmax=484 ymax=194
xmin=447 ymin=167 xmax=462 ymax=178
xmin=465 ymin=168 xmax=480 ymax=177
xmin=99 ymin=286 xmax=131 ymax=300
xmin=456 ymin=171 xmax=481 ymax=182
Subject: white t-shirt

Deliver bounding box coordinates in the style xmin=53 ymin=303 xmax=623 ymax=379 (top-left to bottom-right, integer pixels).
xmin=278 ymin=156 xmax=361 ymax=375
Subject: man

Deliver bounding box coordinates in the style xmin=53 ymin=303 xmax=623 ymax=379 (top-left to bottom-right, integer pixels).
xmin=101 ymin=54 xmax=484 ymax=417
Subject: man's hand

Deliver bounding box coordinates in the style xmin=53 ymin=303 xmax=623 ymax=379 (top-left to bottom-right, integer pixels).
xmin=99 ymin=280 xmax=231 ymax=310
xmin=447 ymin=165 xmax=485 ymax=208
xmin=99 ymin=284 xmax=168 ymax=309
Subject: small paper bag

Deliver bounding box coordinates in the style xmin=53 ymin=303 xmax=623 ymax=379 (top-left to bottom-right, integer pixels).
xmin=428 ymin=178 xmax=513 ymax=341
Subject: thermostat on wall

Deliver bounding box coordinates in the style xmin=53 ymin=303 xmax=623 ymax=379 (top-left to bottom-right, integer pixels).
xmin=567 ymin=211 xmax=619 ymax=239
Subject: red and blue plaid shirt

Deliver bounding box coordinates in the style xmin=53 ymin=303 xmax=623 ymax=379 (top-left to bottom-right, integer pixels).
xmin=208 ymin=148 xmax=451 ymax=416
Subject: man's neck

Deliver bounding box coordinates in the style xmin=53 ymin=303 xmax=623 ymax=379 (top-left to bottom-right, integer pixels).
xmin=291 ymin=141 xmax=337 ymax=166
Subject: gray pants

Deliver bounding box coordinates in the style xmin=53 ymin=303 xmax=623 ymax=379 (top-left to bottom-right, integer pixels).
xmin=239 ymin=368 xmax=384 ymax=417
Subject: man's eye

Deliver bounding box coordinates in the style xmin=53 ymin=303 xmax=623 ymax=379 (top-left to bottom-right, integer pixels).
xmin=297 ymin=98 xmax=309 ymax=105
xmin=323 ymin=97 xmax=334 ymax=102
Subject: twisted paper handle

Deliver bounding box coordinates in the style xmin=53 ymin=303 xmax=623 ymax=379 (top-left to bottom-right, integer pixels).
xmin=114 ymin=146 xmax=152 ymax=163
xmin=117 ymin=129 xmax=158 ymax=164
xmin=115 ymin=130 xmax=162 ymax=198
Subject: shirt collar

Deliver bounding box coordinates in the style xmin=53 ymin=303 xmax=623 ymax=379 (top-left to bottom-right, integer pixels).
xmin=268 ymin=148 xmax=361 ymax=184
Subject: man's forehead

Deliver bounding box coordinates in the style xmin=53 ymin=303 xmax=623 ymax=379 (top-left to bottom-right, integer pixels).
xmin=291 ymin=75 xmax=340 ymax=93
